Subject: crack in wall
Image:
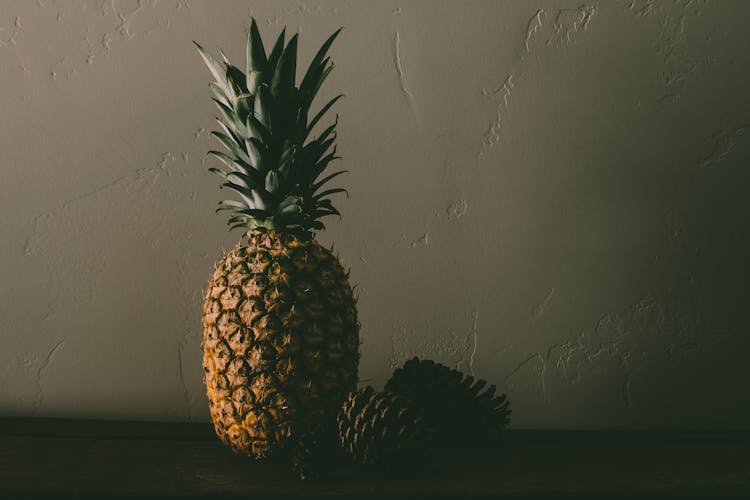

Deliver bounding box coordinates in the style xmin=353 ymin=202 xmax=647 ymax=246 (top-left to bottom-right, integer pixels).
xmin=623 ymin=373 xmax=633 ymax=408
xmin=531 ymin=288 xmax=555 ymax=319
xmin=504 ymin=353 xmax=550 ymax=406
xmin=524 ymin=5 xmax=595 ymax=52
xmin=0 ymin=16 xmax=21 ymax=48
xmin=35 ymin=0 xmax=182 ymax=78
xmin=525 ymin=9 xmax=544 ymax=52
xmin=261 ymin=0 xmax=347 ymax=24
xmin=24 ymin=176 xmax=128 ymax=256
xmin=479 ymin=74 xmax=513 ymax=157
xmin=264 ymin=0 xmax=314 ymax=25
xmin=389 ymin=314 xmax=479 ymax=371
xmin=177 ymin=344 xmax=192 ymax=421
xmin=410 ymin=232 xmax=429 ymax=248
xmin=539 ymin=354 xmax=548 ymax=405
xmin=542 ymin=291 xmax=734 ymax=412
xmin=698 ymin=123 xmax=750 ymax=167
xmin=469 ymin=311 xmax=479 ymax=376
xmin=176 ymin=245 xmax=200 ymax=421
xmin=618 ymin=0 xmax=708 ymax=109
xmin=157 ymin=151 xmax=176 ymax=174
xmin=446 ymin=199 xmax=468 ymax=221
xmin=112 ymin=0 xmax=145 ymax=39
xmin=32 ymin=339 xmax=66 ymax=413
xmin=23 ymin=151 xmax=177 ymax=256
xmin=553 ymin=6 xmax=596 ymax=43
xmin=393 ymin=31 xmax=418 ymax=122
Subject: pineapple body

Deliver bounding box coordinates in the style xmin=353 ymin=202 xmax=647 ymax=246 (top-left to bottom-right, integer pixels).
xmin=202 ymin=231 xmax=359 ymax=458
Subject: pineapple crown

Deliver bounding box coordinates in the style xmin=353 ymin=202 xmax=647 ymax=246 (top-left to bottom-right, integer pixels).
xmin=194 ymin=19 xmax=345 ymax=235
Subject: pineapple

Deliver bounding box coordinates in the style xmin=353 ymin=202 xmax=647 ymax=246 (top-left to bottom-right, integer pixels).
xmin=195 ymin=20 xmax=359 ymax=459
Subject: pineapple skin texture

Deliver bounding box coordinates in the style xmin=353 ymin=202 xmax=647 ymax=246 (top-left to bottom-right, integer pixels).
xmin=202 ymin=231 xmax=359 ymax=459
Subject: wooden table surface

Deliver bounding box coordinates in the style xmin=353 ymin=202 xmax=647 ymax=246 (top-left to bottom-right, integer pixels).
xmin=1 ymin=417 xmax=749 ymax=499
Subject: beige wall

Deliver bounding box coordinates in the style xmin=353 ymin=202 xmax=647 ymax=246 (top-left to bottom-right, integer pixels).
xmin=1 ymin=0 xmax=748 ymax=428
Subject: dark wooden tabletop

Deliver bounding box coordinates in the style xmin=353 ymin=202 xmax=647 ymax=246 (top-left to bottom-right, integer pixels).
xmin=1 ymin=417 xmax=749 ymax=499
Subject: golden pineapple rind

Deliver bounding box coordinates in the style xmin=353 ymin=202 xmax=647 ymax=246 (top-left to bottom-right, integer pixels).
xmin=202 ymin=231 xmax=359 ymax=458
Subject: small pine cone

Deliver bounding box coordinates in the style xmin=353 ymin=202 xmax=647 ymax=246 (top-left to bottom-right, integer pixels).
xmin=291 ymin=420 xmax=339 ymax=481
xmin=337 ymin=386 xmax=432 ymax=468
xmin=385 ymin=357 xmax=511 ymax=446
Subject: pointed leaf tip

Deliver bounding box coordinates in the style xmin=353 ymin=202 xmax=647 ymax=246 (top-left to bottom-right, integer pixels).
xmin=247 ymin=17 xmax=268 ymax=73
xmin=271 ymin=33 xmax=298 ymax=96
xmin=267 ymin=27 xmax=286 ymax=69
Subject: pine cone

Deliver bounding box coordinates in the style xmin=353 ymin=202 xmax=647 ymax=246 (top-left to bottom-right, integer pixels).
xmin=337 ymin=386 xmax=433 ymax=468
xmin=385 ymin=357 xmax=511 ymax=446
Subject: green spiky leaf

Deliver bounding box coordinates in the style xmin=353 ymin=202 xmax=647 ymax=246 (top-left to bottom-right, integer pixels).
xmin=253 ymin=84 xmax=272 ymax=130
xmin=245 ymin=137 xmax=266 ymax=171
xmin=216 ymin=199 xmax=249 ymax=212
xmin=213 ymin=98 xmax=247 ymax=137
xmin=265 ymin=170 xmax=280 ymax=194
xmin=307 ymin=97 xmax=342 ymax=136
xmin=194 ymin=41 xmax=229 ymax=94
xmin=209 ymin=82 xmax=231 ymax=108
xmin=271 ymin=34 xmax=298 ymax=98
xmin=246 ymin=115 xmax=272 ymax=145
xmin=279 ymin=200 xmax=302 ymax=216
xmin=211 ymin=131 xmax=252 ymax=165
xmin=278 ymin=146 xmax=295 ymax=181
xmin=246 ymin=19 xmax=267 ymax=74
xmin=311 ymin=170 xmax=347 ymax=193
xmin=299 ymin=59 xmax=334 ymax=119
xmin=207 ymin=151 xmax=259 ymax=178
xmin=235 ymin=94 xmax=253 ymax=123
xmin=300 ymin=28 xmax=342 ymax=94
xmin=226 ymin=64 xmax=248 ymax=96
xmin=310 ymin=150 xmax=340 ymax=182
xmin=267 ymin=28 xmax=286 ymax=72
xmin=313 ymin=188 xmax=348 ymax=200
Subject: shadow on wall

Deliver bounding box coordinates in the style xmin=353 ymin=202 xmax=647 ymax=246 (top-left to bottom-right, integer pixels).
xmin=533 ymin=109 xmax=750 ymax=429
xmin=484 ymin=4 xmax=750 ymax=429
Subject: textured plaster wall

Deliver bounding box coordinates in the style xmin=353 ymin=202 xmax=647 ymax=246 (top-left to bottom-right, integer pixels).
xmin=1 ymin=0 xmax=749 ymax=428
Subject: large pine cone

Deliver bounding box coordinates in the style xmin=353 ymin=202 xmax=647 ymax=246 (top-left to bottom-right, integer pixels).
xmin=386 ymin=357 xmax=511 ymax=445
xmin=337 ymin=386 xmax=433 ymax=468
